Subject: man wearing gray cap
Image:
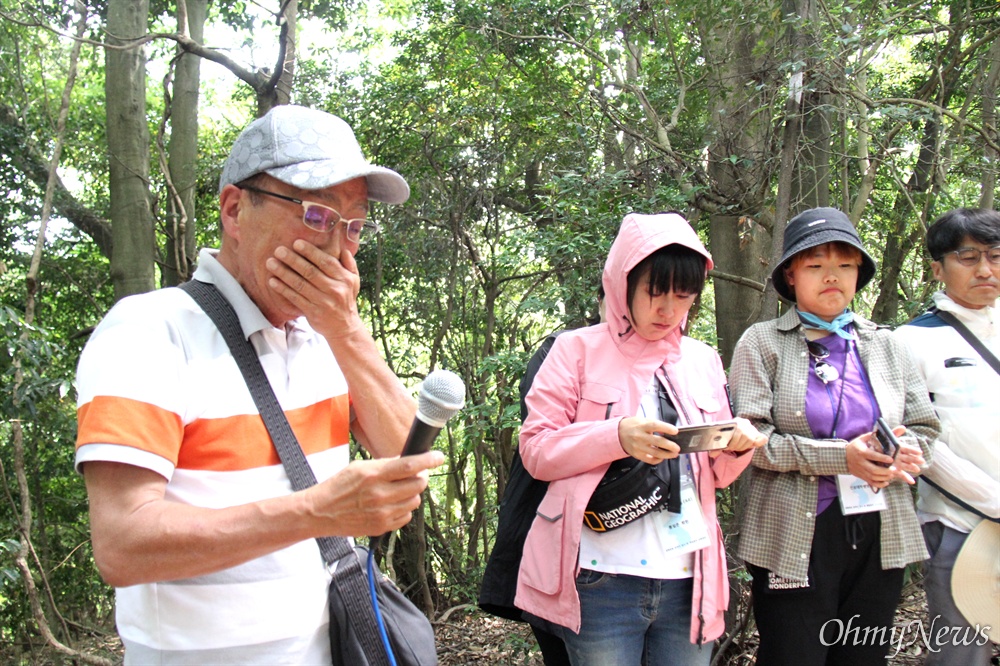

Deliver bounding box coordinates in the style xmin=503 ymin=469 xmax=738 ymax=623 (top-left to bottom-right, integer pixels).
xmin=74 ymin=105 xmax=442 ymax=664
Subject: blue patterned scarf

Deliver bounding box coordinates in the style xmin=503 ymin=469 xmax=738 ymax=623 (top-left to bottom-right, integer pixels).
xmin=797 ymin=308 xmax=856 ymax=340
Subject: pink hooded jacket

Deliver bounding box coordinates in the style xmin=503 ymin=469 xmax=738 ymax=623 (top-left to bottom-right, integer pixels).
xmin=515 ymin=213 xmax=752 ymax=643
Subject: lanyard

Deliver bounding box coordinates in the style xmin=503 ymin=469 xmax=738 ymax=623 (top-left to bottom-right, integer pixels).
xmin=811 ymin=337 xmax=878 ymax=438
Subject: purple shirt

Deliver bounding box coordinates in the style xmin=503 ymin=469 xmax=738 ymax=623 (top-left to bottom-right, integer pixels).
xmin=803 ymin=331 xmax=880 ymax=514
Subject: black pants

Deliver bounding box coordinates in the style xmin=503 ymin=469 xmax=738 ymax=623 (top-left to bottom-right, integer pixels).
xmin=749 ymin=504 xmax=904 ymax=666
xmin=531 ymin=625 xmax=571 ymax=666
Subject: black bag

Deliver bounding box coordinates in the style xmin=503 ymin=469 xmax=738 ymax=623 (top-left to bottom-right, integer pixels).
xmin=479 ymin=332 xmax=562 ymax=621
xmin=584 ymin=458 xmax=676 ymax=531
xmin=583 ymin=377 xmax=681 ymax=532
xmin=329 ymin=547 xmax=438 ymax=666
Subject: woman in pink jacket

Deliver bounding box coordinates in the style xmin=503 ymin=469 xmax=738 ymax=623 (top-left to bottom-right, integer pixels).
xmin=515 ymin=213 xmax=765 ymax=665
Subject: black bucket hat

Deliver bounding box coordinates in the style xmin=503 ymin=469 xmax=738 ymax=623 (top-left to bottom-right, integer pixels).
xmin=771 ymin=207 xmax=878 ymax=303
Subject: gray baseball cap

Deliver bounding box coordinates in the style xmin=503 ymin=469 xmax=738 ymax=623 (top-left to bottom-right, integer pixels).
xmin=218 ymin=105 xmax=409 ymax=204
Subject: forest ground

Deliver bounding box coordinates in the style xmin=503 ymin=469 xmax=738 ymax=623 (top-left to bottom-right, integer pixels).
xmin=434 ymin=580 xmax=999 ymax=665
xmin=16 ymin=575 xmax=1000 ymax=664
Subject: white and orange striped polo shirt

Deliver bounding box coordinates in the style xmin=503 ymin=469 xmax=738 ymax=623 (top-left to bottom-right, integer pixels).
xmin=75 ymin=249 xmax=350 ymax=664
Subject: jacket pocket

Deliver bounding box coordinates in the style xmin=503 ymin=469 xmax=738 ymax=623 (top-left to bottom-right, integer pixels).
xmin=521 ymin=492 xmax=567 ymax=595
xmin=689 ymin=385 xmax=722 ymax=419
xmin=579 ymin=382 xmax=623 ymax=420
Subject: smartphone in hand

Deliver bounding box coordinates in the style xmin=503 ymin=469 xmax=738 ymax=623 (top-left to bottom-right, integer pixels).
xmin=661 ymin=420 xmax=738 ymax=453
xmin=872 ymin=417 xmax=900 ymax=467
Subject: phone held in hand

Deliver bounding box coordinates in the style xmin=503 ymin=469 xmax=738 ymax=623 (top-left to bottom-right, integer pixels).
xmin=872 ymin=417 xmax=901 ymax=467
xmin=661 ymin=420 xmax=738 ymax=453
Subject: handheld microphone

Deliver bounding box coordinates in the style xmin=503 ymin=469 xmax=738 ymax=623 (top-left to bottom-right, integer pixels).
xmin=401 ymin=369 xmax=466 ymax=456
xmin=372 ymin=370 xmax=464 ymax=545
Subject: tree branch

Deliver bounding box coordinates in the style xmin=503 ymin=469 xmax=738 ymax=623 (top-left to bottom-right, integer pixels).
xmin=709 ymin=269 xmax=765 ymax=293
xmin=834 ymin=88 xmax=1000 ymax=155
xmin=0 ymin=103 xmax=113 ymax=258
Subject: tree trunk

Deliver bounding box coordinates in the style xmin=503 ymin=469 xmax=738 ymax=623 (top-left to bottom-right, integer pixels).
xmin=256 ymin=0 xmax=298 ymax=115
xmin=708 ymin=215 xmax=772 ymax=364
xmin=793 ymin=89 xmax=832 ymax=210
xmin=764 ymin=88 xmax=802 ymax=323
xmin=768 ymin=0 xmax=831 ymax=321
xmin=163 ymin=0 xmax=207 ymax=287
xmin=789 ymin=0 xmax=830 ymax=211
xmin=106 ymin=0 xmax=155 ymax=299
xmin=700 ymin=3 xmax=782 ymax=365
xmin=980 ymin=39 xmax=1000 ymax=209
xmin=870 ymin=114 xmax=942 ymax=323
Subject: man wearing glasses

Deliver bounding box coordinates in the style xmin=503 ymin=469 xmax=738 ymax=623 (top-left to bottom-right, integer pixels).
xmin=894 ymin=208 xmax=1000 ymax=665
xmin=74 ymin=105 xmax=444 ymax=663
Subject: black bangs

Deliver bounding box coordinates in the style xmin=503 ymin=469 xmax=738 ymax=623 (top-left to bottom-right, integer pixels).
xmin=627 ymin=245 xmax=708 ymax=308
xmin=927 ymin=208 xmax=1000 ymax=259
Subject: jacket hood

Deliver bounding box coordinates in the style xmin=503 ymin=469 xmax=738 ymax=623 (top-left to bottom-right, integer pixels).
xmin=602 ymin=212 xmax=714 ymax=345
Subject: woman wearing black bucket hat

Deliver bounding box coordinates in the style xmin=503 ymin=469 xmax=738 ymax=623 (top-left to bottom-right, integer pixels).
xmin=728 ymin=207 xmax=940 ymax=665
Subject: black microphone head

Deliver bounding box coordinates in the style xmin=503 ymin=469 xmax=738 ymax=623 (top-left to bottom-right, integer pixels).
xmin=417 ymin=369 xmax=465 ymax=427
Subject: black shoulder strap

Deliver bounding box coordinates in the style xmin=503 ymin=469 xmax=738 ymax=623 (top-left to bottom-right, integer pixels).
xmin=179 ymin=280 xmax=392 ymax=666
xmin=929 ymin=306 xmax=1000 ymax=376
xmin=655 ymin=380 xmax=682 ymax=514
xmin=921 ymin=476 xmax=1000 ymax=524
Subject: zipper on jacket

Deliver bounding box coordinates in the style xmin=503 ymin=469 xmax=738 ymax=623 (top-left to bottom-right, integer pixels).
xmin=663 ymin=368 xmax=708 ymax=645
xmin=696 ymin=547 xmax=706 ymax=646
xmin=689 ymin=452 xmax=707 ymax=646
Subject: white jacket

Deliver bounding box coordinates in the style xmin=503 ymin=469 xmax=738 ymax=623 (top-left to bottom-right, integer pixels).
xmin=894 ymin=292 xmax=1000 ymax=532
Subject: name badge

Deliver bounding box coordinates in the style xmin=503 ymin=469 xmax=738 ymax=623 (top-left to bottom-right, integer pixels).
xmin=836 ymin=474 xmax=887 ymax=515
xmin=655 ymin=478 xmax=710 ymax=556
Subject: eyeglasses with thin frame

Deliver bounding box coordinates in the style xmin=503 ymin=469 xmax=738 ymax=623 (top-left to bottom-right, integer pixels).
xmin=939 ymin=246 xmax=1000 ymax=267
xmin=239 ymin=185 xmax=379 ymax=243
xmin=806 ymin=340 xmax=840 ymax=384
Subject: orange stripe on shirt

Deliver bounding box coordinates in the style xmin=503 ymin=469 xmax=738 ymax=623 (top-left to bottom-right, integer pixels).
xmin=77 ymin=396 xmax=184 ymax=464
xmin=77 ymin=394 xmax=351 ymax=472
xmin=180 ymin=396 xmax=350 ymax=470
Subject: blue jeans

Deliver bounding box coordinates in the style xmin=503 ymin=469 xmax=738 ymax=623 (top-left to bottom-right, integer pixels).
xmin=556 ymin=570 xmax=710 ymax=666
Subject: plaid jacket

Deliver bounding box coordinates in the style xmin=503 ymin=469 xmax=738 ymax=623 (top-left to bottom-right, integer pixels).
xmin=729 ymin=308 xmax=939 ymax=581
